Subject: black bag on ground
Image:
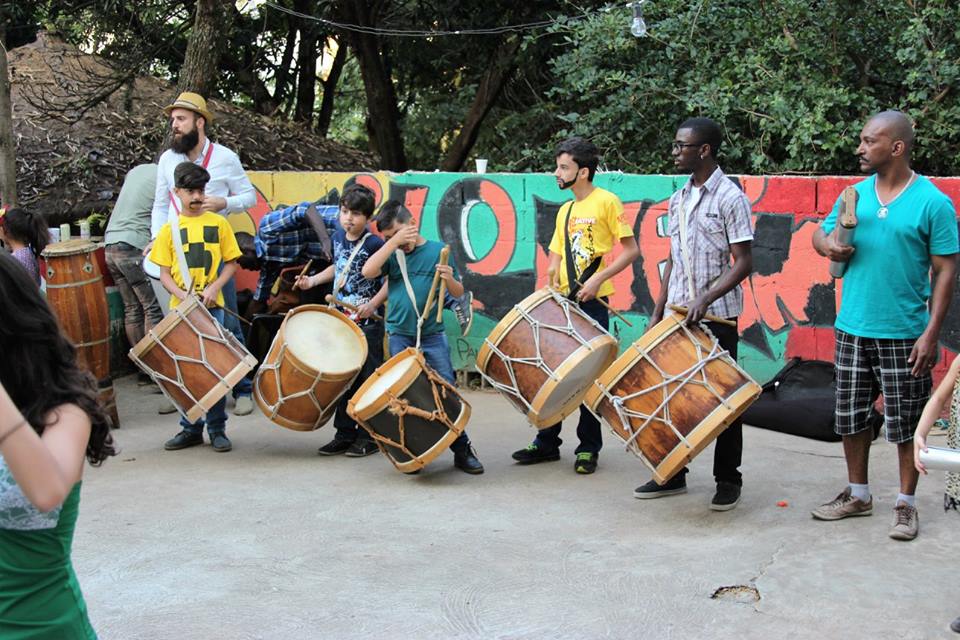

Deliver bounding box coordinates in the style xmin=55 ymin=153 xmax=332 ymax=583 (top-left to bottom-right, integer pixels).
xmin=742 ymin=357 xmax=883 ymax=442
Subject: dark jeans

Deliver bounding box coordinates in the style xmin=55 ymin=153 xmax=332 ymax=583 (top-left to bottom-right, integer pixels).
xmin=674 ymin=319 xmax=743 ymax=486
xmin=333 ymin=321 xmax=385 ymax=441
xmin=388 ymin=332 xmax=471 ymax=455
xmin=180 ymin=308 xmax=228 ymax=436
xmin=105 ymin=242 xmax=164 ymax=347
xmin=534 ymin=297 xmax=609 ymax=455
xmin=219 ymin=273 xmax=252 ymax=398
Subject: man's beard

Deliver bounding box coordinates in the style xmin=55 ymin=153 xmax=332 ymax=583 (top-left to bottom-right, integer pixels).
xmin=170 ymin=128 xmax=200 ymax=154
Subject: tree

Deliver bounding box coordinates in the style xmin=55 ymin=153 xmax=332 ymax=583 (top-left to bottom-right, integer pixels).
xmin=0 ymin=18 xmax=16 ymax=207
xmin=178 ymin=0 xmax=235 ymax=96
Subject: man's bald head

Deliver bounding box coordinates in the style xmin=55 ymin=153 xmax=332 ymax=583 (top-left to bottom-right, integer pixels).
xmin=867 ymin=110 xmax=915 ymax=151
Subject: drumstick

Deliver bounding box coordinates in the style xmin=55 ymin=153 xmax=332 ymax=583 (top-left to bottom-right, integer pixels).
xmin=213 ymin=303 xmax=253 ymax=327
xmin=325 ymin=294 xmax=384 ymax=322
xmin=421 ymin=246 xmax=449 ymax=321
xmin=669 ymin=304 xmax=737 ymax=328
xmin=291 ymin=259 xmax=314 ymax=290
xmin=592 ymin=297 xmax=633 ymax=327
xmin=436 ymin=249 xmax=451 ymax=324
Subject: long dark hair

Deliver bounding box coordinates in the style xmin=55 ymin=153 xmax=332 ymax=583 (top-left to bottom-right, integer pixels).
xmin=2 ymin=208 xmax=50 ymax=257
xmin=0 ymin=252 xmax=115 ymax=465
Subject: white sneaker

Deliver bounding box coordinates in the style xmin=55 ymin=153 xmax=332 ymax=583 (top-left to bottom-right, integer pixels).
xmin=234 ymin=395 xmax=255 ymax=416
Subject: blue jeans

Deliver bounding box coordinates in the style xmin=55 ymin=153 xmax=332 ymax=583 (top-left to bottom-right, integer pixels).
xmin=219 ymin=274 xmax=252 ymax=397
xmin=388 ymin=332 xmax=470 ymax=454
xmin=180 ymin=308 xmax=228 ymax=436
xmin=534 ymin=298 xmax=609 ymax=455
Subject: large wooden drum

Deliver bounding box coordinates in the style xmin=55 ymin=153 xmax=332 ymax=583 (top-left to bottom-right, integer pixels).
xmin=42 ymin=240 xmax=119 ymax=427
xmin=583 ymin=313 xmax=762 ymax=484
xmin=129 ymin=295 xmax=257 ymax=423
xmin=254 ymin=305 xmax=367 ymax=431
xmin=348 ymin=348 xmax=470 ymax=473
xmin=475 ymin=288 xmax=618 ymax=428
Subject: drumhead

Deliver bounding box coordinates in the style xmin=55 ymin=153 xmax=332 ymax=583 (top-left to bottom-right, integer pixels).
xmin=285 ymin=310 xmax=365 ymax=374
xmin=353 ymin=354 xmax=418 ymax=414
xmin=538 ymin=340 xmax=617 ymax=418
xmin=41 ymin=239 xmax=98 ymax=257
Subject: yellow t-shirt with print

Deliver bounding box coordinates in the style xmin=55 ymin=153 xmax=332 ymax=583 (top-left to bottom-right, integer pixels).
xmin=149 ymin=212 xmax=241 ymax=309
xmin=548 ymin=187 xmax=632 ymax=298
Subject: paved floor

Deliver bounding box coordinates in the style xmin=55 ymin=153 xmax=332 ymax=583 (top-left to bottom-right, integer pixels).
xmin=75 ymin=375 xmax=958 ymax=640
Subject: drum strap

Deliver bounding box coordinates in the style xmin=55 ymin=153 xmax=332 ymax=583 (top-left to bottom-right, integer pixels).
xmin=332 ymin=232 xmax=371 ymax=301
xmin=562 ymin=201 xmax=602 ymax=301
xmin=170 ymin=210 xmax=194 ymax=294
xmin=394 ymin=249 xmax=424 ymax=349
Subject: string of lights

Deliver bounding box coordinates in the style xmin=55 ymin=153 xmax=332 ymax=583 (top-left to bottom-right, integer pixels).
xmin=260 ymin=1 xmax=606 ymax=38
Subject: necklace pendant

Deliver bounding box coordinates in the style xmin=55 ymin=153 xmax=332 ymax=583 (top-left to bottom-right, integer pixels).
xmin=877 ymin=206 xmax=888 ymax=219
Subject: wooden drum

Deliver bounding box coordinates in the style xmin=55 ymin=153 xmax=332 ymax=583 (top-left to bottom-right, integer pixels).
xmin=253 ymin=305 xmax=367 ymax=431
xmin=42 ymin=240 xmax=119 ymax=427
xmin=128 ymin=295 xmax=257 ymax=422
xmin=583 ymin=313 xmax=762 ymax=484
xmin=348 ymin=348 xmax=470 ymax=473
xmin=476 ymin=288 xmax=618 ymax=428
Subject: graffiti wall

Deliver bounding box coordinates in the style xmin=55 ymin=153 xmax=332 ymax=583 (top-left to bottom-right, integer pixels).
xmin=232 ymin=171 xmax=960 ymax=384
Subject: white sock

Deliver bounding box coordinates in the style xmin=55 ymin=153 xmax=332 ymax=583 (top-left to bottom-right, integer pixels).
xmin=849 ymin=483 xmax=870 ymax=502
xmin=896 ymin=493 xmax=916 ymax=507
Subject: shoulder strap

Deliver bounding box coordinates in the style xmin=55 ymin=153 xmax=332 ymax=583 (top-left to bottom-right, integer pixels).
xmin=393 ymin=249 xmax=424 ymax=349
xmin=562 ymin=201 xmax=602 ymax=301
xmin=333 ymin=232 xmax=371 ymax=300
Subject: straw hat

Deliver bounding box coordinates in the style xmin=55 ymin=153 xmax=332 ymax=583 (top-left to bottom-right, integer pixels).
xmin=163 ymin=92 xmax=214 ymax=123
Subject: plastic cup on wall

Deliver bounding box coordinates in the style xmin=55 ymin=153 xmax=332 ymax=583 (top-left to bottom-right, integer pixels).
xmin=59 ymin=223 xmax=71 ymax=242
xmin=475 ymin=158 xmax=488 ymax=174
xmin=49 ymin=227 xmax=61 ymax=243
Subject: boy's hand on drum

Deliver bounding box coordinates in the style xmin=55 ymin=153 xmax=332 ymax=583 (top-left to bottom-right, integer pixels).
xmin=200 ymin=286 xmax=220 ymax=308
xmin=356 ymin=302 xmax=377 ymax=319
xmin=174 ymin=288 xmax=189 ymax=302
xmin=576 ymin=275 xmax=601 ymax=302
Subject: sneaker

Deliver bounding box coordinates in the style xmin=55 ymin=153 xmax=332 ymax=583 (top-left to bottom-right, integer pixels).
xmin=454 ymin=446 xmax=484 ymax=475
xmin=889 ymin=502 xmax=919 ymax=541
xmin=634 ymin=474 xmax=687 ymax=499
xmin=451 ymin=291 xmax=474 ymax=337
xmin=950 ymin=616 xmax=960 ymax=633
xmin=318 ymin=438 xmax=353 ymax=456
xmin=158 ymin=400 xmax=178 ymax=415
xmin=210 ymin=433 xmax=233 ymax=453
xmin=345 ymin=439 xmax=379 ymax=457
xmin=137 ymin=373 xmax=154 ymax=387
xmin=511 ymin=442 xmax=560 ymax=465
xmin=574 ymin=452 xmax=598 ymax=474
xmin=164 ymin=430 xmax=203 ymax=451
xmin=710 ymin=482 xmax=741 ymax=511
xmin=233 ymin=395 xmax=255 ymax=416
xmin=811 ymin=488 xmax=873 ymax=521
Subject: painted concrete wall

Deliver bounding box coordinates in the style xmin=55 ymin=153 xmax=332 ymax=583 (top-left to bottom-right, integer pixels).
xmin=228 ymin=171 xmax=960 ymax=384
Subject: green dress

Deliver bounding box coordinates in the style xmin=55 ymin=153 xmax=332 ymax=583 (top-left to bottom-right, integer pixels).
xmin=0 ymin=455 xmax=97 ymax=639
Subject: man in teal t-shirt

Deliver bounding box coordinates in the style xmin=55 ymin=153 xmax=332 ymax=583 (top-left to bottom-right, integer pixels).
xmin=811 ymin=110 xmax=958 ymax=541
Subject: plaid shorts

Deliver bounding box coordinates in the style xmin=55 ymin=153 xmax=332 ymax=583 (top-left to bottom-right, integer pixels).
xmin=834 ymin=330 xmax=932 ymax=444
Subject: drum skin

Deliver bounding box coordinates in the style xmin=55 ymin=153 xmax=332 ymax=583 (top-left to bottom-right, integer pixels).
xmin=348 ymin=348 xmax=469 ymax=473
xmin=128 ymin=296 xmax=257 ymax=423
xmin=254 ymin=305 xmax=367 ymax=431
xmin=476 ymin=288 xmax=617 ymax=428
xmin=584 ymin=313 xmax=761 ymax=484
xmin=42 ymin=240 xmax=118 ymax=426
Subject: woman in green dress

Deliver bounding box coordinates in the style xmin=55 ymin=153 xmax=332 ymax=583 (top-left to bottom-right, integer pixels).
xmin=0 ymin=251 xmax=116 ymax=639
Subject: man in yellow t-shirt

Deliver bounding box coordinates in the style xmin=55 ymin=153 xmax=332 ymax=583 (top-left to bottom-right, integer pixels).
xmin=148 ymin=162 xmax=241 ymax=453
xmin=512 ymin=137 xmax=639 ymax=475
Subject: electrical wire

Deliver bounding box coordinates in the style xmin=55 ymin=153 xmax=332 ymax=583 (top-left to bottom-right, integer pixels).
xmin=260 ymin=1 xmax=602 ymax=37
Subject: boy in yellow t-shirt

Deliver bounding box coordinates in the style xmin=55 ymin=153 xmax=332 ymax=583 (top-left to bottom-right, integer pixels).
xmin=149 ymin=162 xmax=242 ymax=453
xmin=512 ymin=137 xmax=639 ymax=474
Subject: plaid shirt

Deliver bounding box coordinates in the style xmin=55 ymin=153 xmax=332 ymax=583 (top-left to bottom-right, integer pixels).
xmin=253 ymin=202 xmax=340 ymax=301
xmin=665 ymin=167 xmax=753 ymax=319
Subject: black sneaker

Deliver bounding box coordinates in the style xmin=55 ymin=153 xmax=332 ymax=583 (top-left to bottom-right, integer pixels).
xmin=345 ymin=439 xmax=379 ymax=457
xmin=710 ymin=482 xmax=741 ymax=511
xmin=454 ymin=446 xmax=484 ymax=475
xmin=164 ymin=430 xmax=203 ymax=451
xmin=210 ymin=433 xmax=233 ymax=453
xmin=950 ymin=616 xmax=960 ymax=633
xmin=451 ymin=291 xmax=474 ymax=337
xmin=511 ymin=442 xmax=560 ymax=465
xmin=633 ymin=474 xmax=687 ymax=499
xmin=574 ymin=452 xmax=598 ymax=474
xmin=318 ymin=438 xmax=353 ymax=456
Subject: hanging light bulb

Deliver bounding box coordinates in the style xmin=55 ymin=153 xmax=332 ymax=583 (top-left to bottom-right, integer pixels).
xmin=628 ymin=1 xmax=647 ymax=38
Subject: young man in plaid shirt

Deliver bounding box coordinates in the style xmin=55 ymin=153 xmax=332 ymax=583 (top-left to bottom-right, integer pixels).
xmin=633 ymin=117 xmax=754 ymax=511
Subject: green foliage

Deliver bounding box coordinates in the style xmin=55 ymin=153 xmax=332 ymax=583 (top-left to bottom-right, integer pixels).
xmin=474 ymin=0 xmax=960 ymax=176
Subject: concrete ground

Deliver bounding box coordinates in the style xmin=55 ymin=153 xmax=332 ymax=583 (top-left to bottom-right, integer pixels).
xmin=75 ymin=374 xmax=958 ymax=640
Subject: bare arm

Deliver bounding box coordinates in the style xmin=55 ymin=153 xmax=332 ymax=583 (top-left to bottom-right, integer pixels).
xmin=685 ymin=241 xmax=753 ymax=324
xmin=915 ymin=355 xmax=960 ymax=474
xmin=909 ymin=253 xmax=958 ymax=376
xmin=160 ymin=266 xmax=188 ymax=301
xmin=0 ymin=383 xmax=90 ymax=512
xmin=578 ymin=235 xmax=640 ymax=302
xmin=362 ymin=230 xmax=413 ymax=279
xmin=296 ymin=264 xmax=335 ymax=290
xmin=547 ymin=252 xmax=562 ymax=289
xmin=812 ymin=227 xmax=855 ymax=262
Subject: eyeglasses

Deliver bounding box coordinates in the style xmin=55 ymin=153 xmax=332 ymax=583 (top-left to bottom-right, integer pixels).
xmin=671 ymin=142 xmax=700 ymax=152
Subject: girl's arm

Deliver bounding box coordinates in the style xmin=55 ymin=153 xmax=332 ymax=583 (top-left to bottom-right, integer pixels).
xmin=915 ymin=356 xmax=960 ymax=474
